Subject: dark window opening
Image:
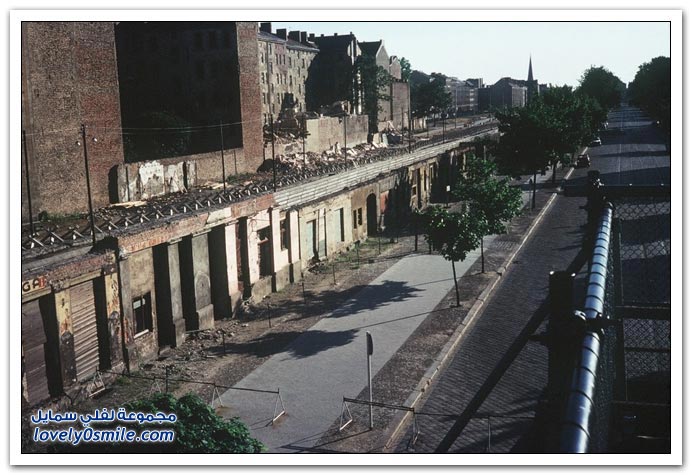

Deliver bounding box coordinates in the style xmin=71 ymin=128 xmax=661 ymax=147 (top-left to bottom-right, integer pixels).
xmin=194 ymin=32 xmax=203 ymax=51
xmin=258 ymin=227 xmax=272 ymax=277
xmin=339 ymin=209 xmax=345 ymax=241
xmin=353 ymin=210 xmax=358 ymax=229
xmin=280 ymin=219 xmax=289 ymax=250
xmin=357 ymin=208 xmax=363 ymax=226
xmin=133 ymin=293 xmax=153 ymax=336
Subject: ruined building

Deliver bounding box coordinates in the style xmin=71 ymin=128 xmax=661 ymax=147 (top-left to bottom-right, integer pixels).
xmin=20 ymin=21 xmax=494 ymax=411
xmin=257 ymin=22 xmax=319 ymax=123
xmin=114 ymin=21 xmax=263 ymax=175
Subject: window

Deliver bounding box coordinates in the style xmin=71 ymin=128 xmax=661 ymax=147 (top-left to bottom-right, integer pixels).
xmin=288 ymin=56 xmax=292 ymax=67
xmin=224 ymin=30 xmax=232 ymax=48
xmin=149 ymin=36 xmax=158 ymax=52
xmin=338 ymin=209 xmax=345 ymax=241
xmin=358 ymin=208 xmax=363 ymax=225
xmin=133 ymin=293 xmax=152 ymax=336
xmin=260 ymin=52 xmax=264 ymax=63
xmin=353 ymin=210 xmax=358 ymax=229
xmin=194 ymin=32 xmax=203 ymax=51
xmin=258 ymin=228 xmax=272 ymax=277
xmin=280 ymin=219 xmax=289 ymax=250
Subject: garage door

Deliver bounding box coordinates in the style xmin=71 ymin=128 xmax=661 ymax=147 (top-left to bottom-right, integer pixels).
xmin=71 ymin=280 xmax=100 ymax=381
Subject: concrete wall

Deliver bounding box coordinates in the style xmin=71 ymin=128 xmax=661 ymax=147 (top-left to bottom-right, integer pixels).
xmin=21 ymin=22 xmax=125 ymax=218
xmin=125 ymin=248 xmax=158 ymax=362
xmin=115 ymin=147 xmax=249 ymax=202
xmin=304 ymin=115 xmax=369 ymax=153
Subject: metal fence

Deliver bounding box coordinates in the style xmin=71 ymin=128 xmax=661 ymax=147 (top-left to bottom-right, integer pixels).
xmin=558 ymin=173 xmax=671 ymax=453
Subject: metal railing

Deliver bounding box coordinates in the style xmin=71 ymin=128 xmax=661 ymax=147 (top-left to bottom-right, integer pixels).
xmin=557 ymin=172 xmax=671 ymax=453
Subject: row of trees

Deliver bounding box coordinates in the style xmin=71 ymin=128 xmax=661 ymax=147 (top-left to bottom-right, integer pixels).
xmin=628 ymin=56 xmax=671 ymax=133
xmin=494 ymin=77 xmax=610 ymax=208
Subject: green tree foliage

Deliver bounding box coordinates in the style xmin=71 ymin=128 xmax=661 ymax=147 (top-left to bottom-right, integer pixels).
xmin=50 ymin=393 xmax=265 ymax=454
xmin=411 ymin=73 xmax=452 ymax=118
xmin=576 ymin=66 xmax=624 ymax=111
xmin=494 ymin=86 xmax=604 ymax=204
xmin=419 ymin=205 xmax=482 ymax=263
xmin=628 ymin=56 xmax=671 ymax=132
xmin=352 ymin=53 xmax=393 ymax=132
xmin=453 ymin=154 xmax=522 ymax=271
xmin=399 ymin=57 xmax=412 ymax=82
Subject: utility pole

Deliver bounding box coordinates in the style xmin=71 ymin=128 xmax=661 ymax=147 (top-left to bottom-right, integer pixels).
xmin=219 ymin=120 xmax=226 ymax=190
xmin=366 ymin=331 xmax=374 ymax=429
xmin=302 ymin=115 xmax=307 ymax=163
xmin=408 ymin=110 xmax=412 ymax=153
xmin=22 ymin=129 xmax=35 ymax=235
xmin=343 ymin=114 xmax=347 ymax=160
xmin=442 ymin=115 xmax=446 ymax=143
xmin=270 ymin=113 xmax=276 ymax=191
xmin=80 ymin=124 xmax=97 ymax=247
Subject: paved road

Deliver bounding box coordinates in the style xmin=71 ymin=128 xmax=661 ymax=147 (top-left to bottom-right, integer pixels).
xmin=396 ymin=105 xmax=671 ymax=453
xmin=215 ymin=146 xmax=550 ymax=453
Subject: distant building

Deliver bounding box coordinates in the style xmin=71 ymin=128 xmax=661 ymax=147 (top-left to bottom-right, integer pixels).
xmin=358 ymin=40 xmax=410 ymax=130
xmin=257 ymin=23 xmax=319 ymax=123
xmin=479 ymin=78 xmax=528 ymax=110
xmin=445 ymin=77 xmax=478 ymax=114
xmin=308 ymin=32 xmax=362 ymax=114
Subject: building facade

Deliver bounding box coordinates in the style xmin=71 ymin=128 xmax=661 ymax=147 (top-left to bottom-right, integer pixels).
xmin=21 ymin=22 xmax=125 ymax=219
xmin=115 ymin=21 xmax=262 ymax=172
xmin=257 ymin=23 xmax=319 ymax=123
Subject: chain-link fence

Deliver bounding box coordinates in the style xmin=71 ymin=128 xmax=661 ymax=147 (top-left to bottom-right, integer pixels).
xmin=559 ymin=183 xmax=671 ymax=453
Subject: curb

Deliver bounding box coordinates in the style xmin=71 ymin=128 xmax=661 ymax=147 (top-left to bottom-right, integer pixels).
xmin=382 ymin=164 xmax=575 ymax=451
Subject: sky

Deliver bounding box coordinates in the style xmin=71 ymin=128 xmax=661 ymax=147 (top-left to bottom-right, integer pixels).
xmin=271 ymin=21 xmax=670 ymax=87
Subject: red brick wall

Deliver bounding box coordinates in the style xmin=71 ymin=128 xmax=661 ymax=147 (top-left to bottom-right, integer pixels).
xmin=235 ymin=22 xmax=263 ymax=173
xmin=21 ymin=22 xmax=124 ymax=218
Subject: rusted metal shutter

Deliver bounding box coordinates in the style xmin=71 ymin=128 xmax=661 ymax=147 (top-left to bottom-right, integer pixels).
xmin=71 ymin=280 xmax=100 ymax=381
xmin=21 ymin=299 xmax=50 ymax=405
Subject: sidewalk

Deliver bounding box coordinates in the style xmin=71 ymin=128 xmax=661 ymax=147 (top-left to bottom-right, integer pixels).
xmin=214 ymin=165 xmax=555 ymax=452
xmin=215 ymin=249 xmax=489 ymax=452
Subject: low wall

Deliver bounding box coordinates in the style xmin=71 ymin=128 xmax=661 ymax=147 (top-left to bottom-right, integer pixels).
xmin=116 ymin=147 xmax=252 ymax=202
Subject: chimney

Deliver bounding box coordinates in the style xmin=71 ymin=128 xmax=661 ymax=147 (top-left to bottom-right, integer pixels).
xmin=276 ymin=28 xmax=288 ymax=40
xmin=288 ymin=30 xmax=300 ymax=41
xmin=260 ymin=22 xmax=272 ymax=34
xmin=309 ymin=33 xmax=315 ymax=41
xmin=320 ymin=33 xmax=324 ymax=37
xmin=334 ymin=32 xmax=338 ymax=36
xmin=300 ymin=31 xmax=308 ymax=44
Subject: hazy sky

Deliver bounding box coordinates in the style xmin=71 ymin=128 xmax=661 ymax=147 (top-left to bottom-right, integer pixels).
xmin=271 ymin=21 xmax=670 ymax=87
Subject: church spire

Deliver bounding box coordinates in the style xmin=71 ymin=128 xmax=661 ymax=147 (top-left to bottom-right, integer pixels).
xmin=528 ymin=55 xmax=534 ymax=82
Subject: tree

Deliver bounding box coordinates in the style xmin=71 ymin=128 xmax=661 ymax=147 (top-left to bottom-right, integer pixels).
xmin=494 ymin=86 xmax=604 ymax=204
xmin=399 ymin=57 xmax=412 ymax=82
xmin=576 ymin=66 xmax=624 ymax=111
xmin=454 ymin=155 xmax=523 ymax=272
xmin=628 ymin=56 xmax=671 ymax=133
xmin=418 ymin=205 xmax=482 ymax=306
xmin=45 ymin=393 xmax=265 ymax=454
xmin=411 ymin=74 xmax=451 ymax=119
xmin=352 ymin=53 xmax=393 ymax=133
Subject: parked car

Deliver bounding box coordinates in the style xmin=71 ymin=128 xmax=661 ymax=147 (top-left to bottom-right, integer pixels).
xmin=589 ymin=137 xmax=602 ymax=146
xmin=577 ymin=153 xmax=591 ymax=168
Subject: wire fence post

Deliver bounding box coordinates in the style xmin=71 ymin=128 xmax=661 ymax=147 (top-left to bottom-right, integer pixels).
xmin=219 ymin=120 xmax=227 ymax=190
xmin=332 ymin=262 xmax=337 ymax=286
xmin=22 ymin=129 xmax=35 ymax=235
xmin=165 ymin=365 xmax=170 ymax=394
xmin=80 ymin=124 xmax=97 ymax=247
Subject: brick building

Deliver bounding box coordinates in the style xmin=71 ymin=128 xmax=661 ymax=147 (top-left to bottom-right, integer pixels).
xmin=21 ymin=22 xmax=125 ymax=220
xmin=115 ymin=21 xmax=262 ymax=171
xmin=257 ymin=23 xmax=319 ymax=123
